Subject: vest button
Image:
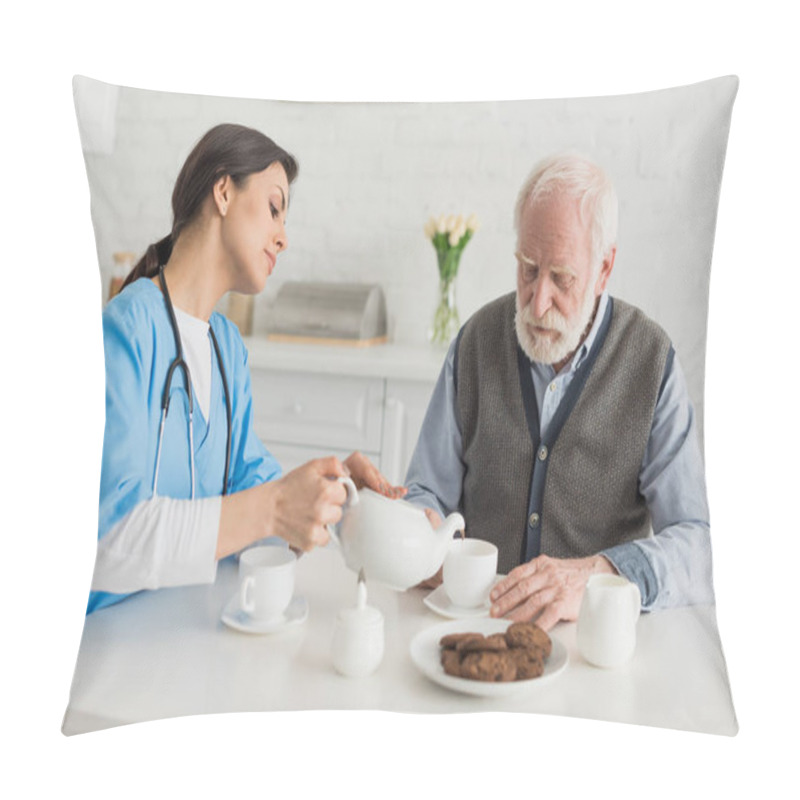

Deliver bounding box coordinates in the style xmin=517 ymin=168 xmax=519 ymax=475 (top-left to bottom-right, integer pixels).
xmin=529 ymin=512 xmax=540 ymax=527
xmin=538 ymin=445 xmax=548 ymax=461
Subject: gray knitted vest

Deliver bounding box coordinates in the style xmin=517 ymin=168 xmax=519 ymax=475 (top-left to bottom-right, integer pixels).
xmin=456 ymin=292 xmax=671 ymax=574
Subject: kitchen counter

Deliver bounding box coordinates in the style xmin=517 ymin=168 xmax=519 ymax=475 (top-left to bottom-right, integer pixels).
xmin=243 ymin=337 xmax=448 ymax=382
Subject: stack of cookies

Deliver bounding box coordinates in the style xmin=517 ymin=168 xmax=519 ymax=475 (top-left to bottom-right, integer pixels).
xmin=439 ymin=622 xmax=552 ymax=682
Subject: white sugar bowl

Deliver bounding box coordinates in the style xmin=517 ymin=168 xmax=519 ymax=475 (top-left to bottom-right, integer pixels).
xmin=332 ymin=573 xmax=385 ymax=678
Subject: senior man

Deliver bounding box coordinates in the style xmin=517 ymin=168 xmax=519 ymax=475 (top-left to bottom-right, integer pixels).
xmin=405 ymin=153 xmax=713 ymax=630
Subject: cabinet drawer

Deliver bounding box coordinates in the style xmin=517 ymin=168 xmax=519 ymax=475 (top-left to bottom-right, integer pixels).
xmin=380 ymin=378 xmax=437 ymax=485
xmin=250 ymin=369 xmax=385 ymax=452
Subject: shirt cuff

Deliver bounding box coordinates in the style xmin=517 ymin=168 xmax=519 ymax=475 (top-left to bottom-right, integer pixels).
xmin=601 ymin=541 xmax=659 ymax=609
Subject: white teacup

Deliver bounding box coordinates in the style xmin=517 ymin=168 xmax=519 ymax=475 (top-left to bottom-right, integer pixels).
xmin=239 ymin=546 xmax=297 ymax=622
xmin=577 ymin=574 xmax=641 ymax=668
xmin=442 ymin=538 xmax=498 ymax=609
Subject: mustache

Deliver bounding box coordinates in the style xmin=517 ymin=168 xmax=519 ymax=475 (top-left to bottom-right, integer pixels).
xmin=517 ymin=303 xmax=569 ymax=334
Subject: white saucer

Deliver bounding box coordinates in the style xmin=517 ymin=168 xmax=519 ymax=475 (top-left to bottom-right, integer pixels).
xmin=423 ymin=583 xmax=496 ymax=619
xmin=221 ymin=593 xmax=308 ymax=634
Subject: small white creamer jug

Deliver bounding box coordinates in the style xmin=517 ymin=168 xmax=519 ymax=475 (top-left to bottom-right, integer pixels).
xmin=577 ymin=574 xmax=641 ymax=668
xmin=331 ymin=571 xmax=384 ymax=678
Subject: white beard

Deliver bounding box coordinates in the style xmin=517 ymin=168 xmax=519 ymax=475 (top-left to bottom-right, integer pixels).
xmin=515 ymin=286 xmax=598 ymax=367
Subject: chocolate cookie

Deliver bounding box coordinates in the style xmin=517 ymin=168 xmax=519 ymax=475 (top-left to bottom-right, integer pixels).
xmin=440 ymin=648 xmax=462 ymax=677
xmin=454 ymin=633 xmax=489 ymax=653
xmin=440 ymin=632 xmax=481 ymax=650
xmin=486 ymin=633 xmax=510 ymax=650
xmin=457 ymin=632 xmax=509 ymax=653
xmin=459 ymin=650 xmax=517 ymax=682
xmin=504 ymin=622 xmax=552 ymax=657
xmin=510 ymin=648 xmax=545 ymax=680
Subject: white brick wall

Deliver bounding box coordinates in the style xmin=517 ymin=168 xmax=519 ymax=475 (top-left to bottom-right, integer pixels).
xmin=75 ymin=76 xmax=737 ymax=443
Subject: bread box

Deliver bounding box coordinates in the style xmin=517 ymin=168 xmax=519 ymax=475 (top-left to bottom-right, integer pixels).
xmin=266 ymin=281 xmax=388 ymax=346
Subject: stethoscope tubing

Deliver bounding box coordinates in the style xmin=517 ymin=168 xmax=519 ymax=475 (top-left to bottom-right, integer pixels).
xmin=209 ymin=326 xmax=232 ymax=496
xmin=151 ymin=266 xmax=231 ymax=499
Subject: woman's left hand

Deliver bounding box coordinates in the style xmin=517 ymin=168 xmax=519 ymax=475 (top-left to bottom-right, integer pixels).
xmin=344 ymin=451 xmax=407 ymax=499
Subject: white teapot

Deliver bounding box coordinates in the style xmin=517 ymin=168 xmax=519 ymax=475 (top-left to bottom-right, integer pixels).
xmin=330 ymin=478 xmax=465 ymax=590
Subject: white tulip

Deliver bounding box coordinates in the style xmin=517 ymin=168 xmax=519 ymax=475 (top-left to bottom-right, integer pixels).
xmin=436 ymin=214 xmax=447 ymax=234
xmin=466 ymin=213 xmax=479 ymax=232
xmin=445 ymin=214 xmax=457 ymax=232
xmin=424 ymin=217 xmax=436 ymax=239
xmin=449 ymin=222 xmax=466 ymax=247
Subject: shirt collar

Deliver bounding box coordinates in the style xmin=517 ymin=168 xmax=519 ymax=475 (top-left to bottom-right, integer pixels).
xmin=173 ymin=304 xmax=210 ymax=334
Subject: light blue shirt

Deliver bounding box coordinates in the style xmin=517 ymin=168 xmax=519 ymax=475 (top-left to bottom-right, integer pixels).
xmin=405 ymin=292 xmax=713 ymax=611
xmin=89 ymin=278 xmax=282 ymax=613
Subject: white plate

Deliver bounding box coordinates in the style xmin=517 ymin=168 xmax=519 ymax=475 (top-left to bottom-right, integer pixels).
xmin=221 ymin=593 xmax=308 ymax=634
xmin=410 ymin=618 xmax=568 ymax=697
xmin=423 ymin=584 xmax=493 ymax=619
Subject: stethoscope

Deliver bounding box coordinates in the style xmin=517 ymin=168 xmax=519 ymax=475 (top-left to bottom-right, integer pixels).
xmin=152 ymin=265 xmax=232 ymax=499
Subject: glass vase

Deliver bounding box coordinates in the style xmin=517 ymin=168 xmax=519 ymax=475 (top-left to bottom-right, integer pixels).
xmin=429 ymin=277 xmax=460 ymax=346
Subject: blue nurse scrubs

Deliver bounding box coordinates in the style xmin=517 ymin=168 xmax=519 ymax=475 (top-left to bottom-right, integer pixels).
xmin=88 ymin=278 xmax=281 ymax=613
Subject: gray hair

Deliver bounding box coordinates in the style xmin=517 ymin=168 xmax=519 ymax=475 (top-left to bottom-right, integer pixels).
xmin=514 ymin=152 xmax=619 ymax=269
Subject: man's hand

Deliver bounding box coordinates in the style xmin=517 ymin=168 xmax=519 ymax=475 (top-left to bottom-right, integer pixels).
xmin=489 ymin=554 xmax=617 ymax=631
xmin=416 ymin=508 xmax=444 ymax=589
xmin=344 ymin=451 xmax=407 ymax=499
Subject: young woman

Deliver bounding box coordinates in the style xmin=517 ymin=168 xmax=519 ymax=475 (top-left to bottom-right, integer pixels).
xmin=88 ymin=123 xmax=403 ymax=613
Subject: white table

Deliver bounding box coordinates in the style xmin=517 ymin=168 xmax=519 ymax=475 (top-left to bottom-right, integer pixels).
xmin=62 ymin=547 xmax=737 ymax=736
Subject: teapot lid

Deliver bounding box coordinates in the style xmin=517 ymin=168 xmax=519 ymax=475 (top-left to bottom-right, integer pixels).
xmin=359 ymin=488 xmax=426 ymax=518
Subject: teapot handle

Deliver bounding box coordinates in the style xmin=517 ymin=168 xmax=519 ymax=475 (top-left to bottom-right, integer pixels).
xmin=326 ymin=476 xmax=358 ymax=548
xmin=240 ymin=575 xmax=255 ymax=614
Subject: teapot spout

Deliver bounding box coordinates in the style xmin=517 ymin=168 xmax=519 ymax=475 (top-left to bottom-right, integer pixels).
xmin=429 ymin=512 xmax=466 ymax=575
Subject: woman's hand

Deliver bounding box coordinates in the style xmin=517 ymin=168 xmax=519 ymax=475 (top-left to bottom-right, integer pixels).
xmin=344 ymin=451 xmax=407 ymax=499
xmin=270 ymin=457 xmax=353 ymax=552
xmin=217 ymin=456 xmax=351 ymax=558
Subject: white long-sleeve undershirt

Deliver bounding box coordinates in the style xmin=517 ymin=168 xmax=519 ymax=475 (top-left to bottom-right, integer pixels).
xmin=91 ymin=495 xmax=221 ymax=593
xmin=91 ymin=305 xmax=220 ymax=594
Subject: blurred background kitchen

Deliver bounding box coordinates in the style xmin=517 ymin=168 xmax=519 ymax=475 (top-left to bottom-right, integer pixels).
xmin=73 ymin=76 xmax=722 ymax=483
